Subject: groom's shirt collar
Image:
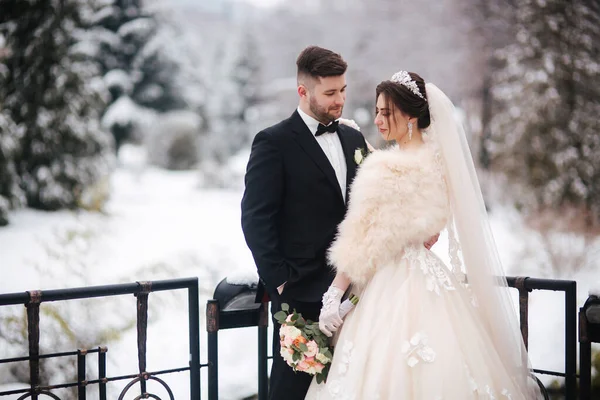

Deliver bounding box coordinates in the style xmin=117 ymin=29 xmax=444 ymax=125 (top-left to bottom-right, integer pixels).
xmin=297 ymin=107 xmax=336 ymax=137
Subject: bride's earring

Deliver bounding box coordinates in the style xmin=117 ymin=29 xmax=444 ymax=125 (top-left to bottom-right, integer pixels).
xmin=408 ymin=121 xmax=413 ymax=141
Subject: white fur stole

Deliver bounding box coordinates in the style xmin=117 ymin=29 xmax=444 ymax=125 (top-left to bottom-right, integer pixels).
xmin=328 ymin=144 xmax=450 ymax=288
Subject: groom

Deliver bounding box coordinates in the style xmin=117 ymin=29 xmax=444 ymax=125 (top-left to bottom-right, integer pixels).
xmin=241 ymin=46 xmax=368 ymax=399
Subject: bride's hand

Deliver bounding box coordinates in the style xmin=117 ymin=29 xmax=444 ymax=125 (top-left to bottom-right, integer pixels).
xmin=319 ymin=286 xmax=344 ymax=337
xmin=424 ymin=233 xmax=440 ymax=250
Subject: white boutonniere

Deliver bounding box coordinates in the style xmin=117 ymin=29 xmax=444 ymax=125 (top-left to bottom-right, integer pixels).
xmin=338 ymin=119 xmax=368 ymax=165
xmin=354 ymin=148 xmax=367 ymax=165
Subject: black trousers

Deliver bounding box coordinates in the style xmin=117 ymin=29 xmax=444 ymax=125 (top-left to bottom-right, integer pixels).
xmin=269 ymin=292 xmax=322 ymax=400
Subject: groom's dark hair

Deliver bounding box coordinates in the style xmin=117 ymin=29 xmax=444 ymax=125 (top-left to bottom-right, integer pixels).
xmin=296 ymin=46 xmax=347 ymax=86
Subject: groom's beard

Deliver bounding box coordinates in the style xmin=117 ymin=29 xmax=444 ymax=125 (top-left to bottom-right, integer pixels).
xmin=309 ymin=97 xmax=343 ymax=125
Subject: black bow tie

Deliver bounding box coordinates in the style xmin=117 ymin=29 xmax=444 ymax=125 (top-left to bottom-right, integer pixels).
xmin=315 ymin=121 xmax=339 ymax=136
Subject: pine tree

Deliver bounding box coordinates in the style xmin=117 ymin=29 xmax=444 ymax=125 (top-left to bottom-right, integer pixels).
xmin=459 ymin=0 xmax=519 ymax=168
xmin=0 ymin=0 xmax=114 ymax=212
xmin=0 ymin=35 xmax=22 ymax=225
xmin=86 ymin=0 xmax=187 ymax=151
xmin=485 ymin=0 xmax=600 ymax=224
xmin=226 ymin=30 xmax=262 ymax=152
xmin=0 ymin=112 xmax=25 ymax=226
xmin=203 ymin=28 xmax=262 ymax=164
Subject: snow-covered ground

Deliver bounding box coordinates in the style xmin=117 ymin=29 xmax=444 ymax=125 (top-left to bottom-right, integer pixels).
xmin=0 ymin=146 xmax=260 ymax=399
xmin=0 ymin=145 xmax=598 ymax=398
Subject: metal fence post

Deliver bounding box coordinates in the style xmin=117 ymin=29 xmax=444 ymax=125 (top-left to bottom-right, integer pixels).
xmin=188 ymin=279 xmax=201 ymax=400
xmin=258 ymin=302 xmax=269 ymax=400
xmin=207 ymin=299 xmax=220 ymax=400
xmin=579 ymin=306 xmax=591 ymax=400
xmin=565 ymin=282 xmax=577 ymax=399
xmin=26 ymin=290 xmax=42 ymax=400
xmin=135 ymin=281 xmax=152 ymax=396
xmin=514 ymin=277 xmax=530 ymax=350
xmin=77 ymin=349 xmax=87 ymax=400
xmin=98 ymin=346 xmax=107 ymax=400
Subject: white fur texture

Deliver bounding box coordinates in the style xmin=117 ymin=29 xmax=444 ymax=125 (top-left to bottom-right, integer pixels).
xmin=328 ymin=144 xmax=450 ymax=288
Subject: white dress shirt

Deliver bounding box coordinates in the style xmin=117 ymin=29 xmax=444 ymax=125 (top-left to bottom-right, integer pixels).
xmin=297 ymin=107 xmax=347 ymax=201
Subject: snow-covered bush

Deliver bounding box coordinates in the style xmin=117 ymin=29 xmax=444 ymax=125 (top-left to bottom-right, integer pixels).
xmin=146 ymin=110 xmax=203 ymax=170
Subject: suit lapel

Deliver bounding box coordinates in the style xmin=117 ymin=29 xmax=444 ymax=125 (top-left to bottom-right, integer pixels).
xmin=337 ymin=125 xmax=358 ymax=204
xmin=290 ymin=111 xmax=344 ymax=203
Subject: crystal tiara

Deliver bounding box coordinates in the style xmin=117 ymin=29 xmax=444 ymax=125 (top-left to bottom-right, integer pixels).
xmin=390 ymin=70 xmax=425 ymax=100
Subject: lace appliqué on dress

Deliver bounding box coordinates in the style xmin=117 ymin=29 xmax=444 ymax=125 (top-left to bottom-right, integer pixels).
xmin=446 ymin=221 xmax=480 ymax=308
xmin=401 ymin=332 xmax=436 ymax=367
xmin=463 ymin=363 xmax=514 ymax=399
xmin=325 ymin=379 xmax=353 ymax=400
xmin=337 ymin=340 xmax=353 ymax=376
xmin=326 ymin=341 xmax=355 ymax=400
xmin=447 ymin=218 xmax=466 ymax=283
xmin=405 ymin=247 xmax=455 ymax=295
xmin=479 ymin=386 xmax=514 ymax=400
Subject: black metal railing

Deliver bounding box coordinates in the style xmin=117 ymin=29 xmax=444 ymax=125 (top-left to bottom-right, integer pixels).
xmin=0 ymin=278 xmax=201 ymax=400
xmin=0 ymin=275 xmax=584 ymax=400
xmin=506 ymin=276 xmax=578 ymax=399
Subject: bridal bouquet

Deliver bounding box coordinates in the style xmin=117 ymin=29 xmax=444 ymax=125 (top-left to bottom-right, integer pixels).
xmin=275 ymin=294 xmax=359 ymax=383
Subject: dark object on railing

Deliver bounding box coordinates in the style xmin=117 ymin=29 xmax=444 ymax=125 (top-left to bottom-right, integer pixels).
xmin=579 ymin=294 xmax=600 ymax=400
xmin=213 ymin=278 xmax=259 ymax=313
xmin=0 ymin=278 xmax=201 ymax=400
xmin=207 ymin=278 xmax=269 ymax=400
xmin=506 ymin=277 xmax=577 ymax=400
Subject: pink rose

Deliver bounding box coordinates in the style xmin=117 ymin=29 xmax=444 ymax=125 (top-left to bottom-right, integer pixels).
xmin=313 ymin=362 xmax=325 ymax=374
xmin=280 ymin=325 xmax=301 ymax=347
xmin=305 ymin=340 xmax=318 ymax=358
xmin=297 ymin=360 xmax=310 ymax=372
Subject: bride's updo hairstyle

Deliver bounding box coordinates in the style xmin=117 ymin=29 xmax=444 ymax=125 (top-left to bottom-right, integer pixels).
xmin=376 ymin=71 xmax=430 ymax=130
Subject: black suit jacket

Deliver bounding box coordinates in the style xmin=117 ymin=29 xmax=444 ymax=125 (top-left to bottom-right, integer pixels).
xmin=241 ymin=111 xmax=368 ymax=302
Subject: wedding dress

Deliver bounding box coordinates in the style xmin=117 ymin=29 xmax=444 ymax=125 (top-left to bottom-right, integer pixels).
xmin=304 ymin=83 xmax=541 ymax=400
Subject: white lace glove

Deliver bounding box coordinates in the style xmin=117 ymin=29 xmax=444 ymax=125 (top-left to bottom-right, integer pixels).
xmin=319 ymin=286 xmax=345 ymax=337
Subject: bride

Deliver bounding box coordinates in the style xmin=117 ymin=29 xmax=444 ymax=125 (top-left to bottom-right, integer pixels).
xmin=304 ymin=71 xmax=541 ymax=399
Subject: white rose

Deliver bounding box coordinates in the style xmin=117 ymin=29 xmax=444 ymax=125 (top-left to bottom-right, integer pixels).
xmin=354 ymin=149 xmax=364 ymax=165
xmin=280 ymin=346 xmax=296 ymax=365
xmin=316 ymin=352 xmax=330 ymax=364
xmin=280 ymin=325 xmax=301 ymax=339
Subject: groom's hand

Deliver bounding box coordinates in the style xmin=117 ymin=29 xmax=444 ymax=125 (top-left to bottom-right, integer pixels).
xmin=424 ymin=233 xmax=440 ymax=250
xmin=277 ymin=282 xmax=286 ymax=294
xmin=319 ymin=286 xmax=344 ymax=337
